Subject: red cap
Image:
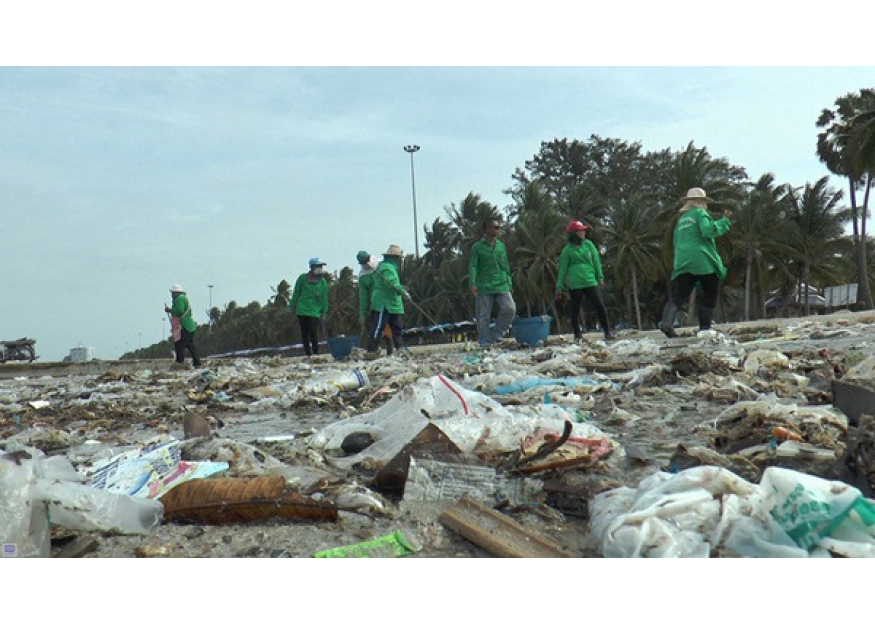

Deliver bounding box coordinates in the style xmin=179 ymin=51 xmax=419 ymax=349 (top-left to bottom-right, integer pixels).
xmin=565 ymin=220 xmax=590 ymax=234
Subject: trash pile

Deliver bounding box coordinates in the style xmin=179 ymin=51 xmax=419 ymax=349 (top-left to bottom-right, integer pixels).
xmin=2 ymin=311 xmax=875 ymax=557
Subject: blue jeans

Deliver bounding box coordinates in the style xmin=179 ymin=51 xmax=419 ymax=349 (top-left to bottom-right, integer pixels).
xmin=475 ymin=292 xmax=516 ymax=346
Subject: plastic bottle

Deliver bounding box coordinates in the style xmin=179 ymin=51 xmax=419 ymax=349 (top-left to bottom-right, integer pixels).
xmin=302 ymin=369 xmax=369 ymax=395
xmin=32 ymin=480 xmax=164 ymax=534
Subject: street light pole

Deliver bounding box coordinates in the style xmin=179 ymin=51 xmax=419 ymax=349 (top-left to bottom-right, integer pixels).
xmin=403 ymin=144 xmax=421 ymax=260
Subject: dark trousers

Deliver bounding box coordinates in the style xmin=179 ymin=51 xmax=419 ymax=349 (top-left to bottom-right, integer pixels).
xmin=298 ymin=315 xmax=321 ymax=356
xmin=367 ymin=308 xmax=403 ymax=352
xmin=174 ymin=328 xmax=201 ymax=366
xmin=670 ymin=273 xmax=720 ymax=309
xmin=569 ymin=287 xmax=610 ymax=337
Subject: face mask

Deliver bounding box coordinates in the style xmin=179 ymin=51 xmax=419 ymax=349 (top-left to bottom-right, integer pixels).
xmin=311 ymin=266 xmax=323 ymax=275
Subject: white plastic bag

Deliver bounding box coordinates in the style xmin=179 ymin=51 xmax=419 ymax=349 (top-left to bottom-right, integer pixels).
xmin=757 ymin=467 xmax=875 ymax=551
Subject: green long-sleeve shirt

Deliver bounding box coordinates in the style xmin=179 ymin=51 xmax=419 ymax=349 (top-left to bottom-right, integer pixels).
xmin=556 ymin=240 xmax=603 ymax=290
xmin=468 ymin=237 xmax=512 ymax=294
xmin=672 ymin=207 xmax=731 ymax=281
xmin=170 ymin=293 xmax=197 ymax=333
xmin=371 ymin=258 xmax=405 ymax=314
xmin=289 ymin=272 xmax=329 ymax=318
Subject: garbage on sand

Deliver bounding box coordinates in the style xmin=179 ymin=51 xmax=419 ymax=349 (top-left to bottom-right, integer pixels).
xmin=4 ymin=310 xmax=875 ymax=558
xmin=309 ymin=374 xmax=616 ymax=473
xmin=590 ymin=465 xmax=875 ymax=557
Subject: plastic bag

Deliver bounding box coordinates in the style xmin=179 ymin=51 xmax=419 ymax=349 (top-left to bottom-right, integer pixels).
xmin=757 ymin=467 xmax=875 ymax=551
xmin=1 ymin=446 xmax=163 ymax=557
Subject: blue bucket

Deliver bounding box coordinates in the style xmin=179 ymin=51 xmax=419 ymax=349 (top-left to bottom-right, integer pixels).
xmin=511 ymin=315 xmax=552 ymax=347
xmin=326 ymin=335 xmax=360 ymax=360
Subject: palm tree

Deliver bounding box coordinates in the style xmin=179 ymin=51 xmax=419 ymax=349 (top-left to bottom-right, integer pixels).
xmin=816 ymin=89 xmax=875 ymax=309
xmin=657 ymin=142 xmax=748 ymax=209
xmin=602 ymin=194 xmax=662 ymax=328
xmin=851 ymin=106 xmax=875 ymax=174
xmin=509 ymin=181 xmax=566 ymax=322
xmin=417 ymin=255 xmax=472 ymax=324
xmin=783 ymin=177 xmax=851 ymax=317
xmin=730 ymin=174 xmax=796 ymax=320
xmin=268 ymin=279 xmax=292 ymax=307
xmin=327 ymin=267 xmax=358 ymax=336
xmin=421 ymin=217 xmax=460 ymax=268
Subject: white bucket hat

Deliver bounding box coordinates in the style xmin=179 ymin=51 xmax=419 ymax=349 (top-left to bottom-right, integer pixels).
xmin=680 ymin=187 xmax=714 ymax=203
xmin=170 ymin=284 xmax=185 ymax=293
xmin=384 ymin=244 xmax=403 ymax=257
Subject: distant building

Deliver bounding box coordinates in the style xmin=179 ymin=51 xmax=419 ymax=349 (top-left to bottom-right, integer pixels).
xmin=68 ymin=346 xmax=95 ymax=362
xmin=765 ymin=284 xmax=826 ymax=316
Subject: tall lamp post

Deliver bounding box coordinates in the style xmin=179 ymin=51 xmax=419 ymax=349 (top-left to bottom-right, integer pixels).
xmin=403 ymin=144 xmax=421 ymax=259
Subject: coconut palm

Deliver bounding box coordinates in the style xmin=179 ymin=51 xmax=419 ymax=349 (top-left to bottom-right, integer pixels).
xmin=729 ymin=174 xmax=796 ymax=320
xmin=421 ymin=217 xmax=460 ymax=268
xmin=509 ymin=181 xmax=566 ymax=322
xmin=602 ymin=194 xmax=663 ymax=328
xmin=327 ymin=266 xmax=358 ymax=336
xmin=816 ymin=88 xmax=875 ymax=309
xmin=850 ymin=106 xmax=875 ymax=175
xmin=783 ymin=177 xmax=851 ymax=317
xmin=656 ymin=142 xmax=748 ymax=210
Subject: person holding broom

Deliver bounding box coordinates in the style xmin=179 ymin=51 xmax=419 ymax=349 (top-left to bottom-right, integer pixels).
xmin=366 ymin=245 xmax=409 ymax=356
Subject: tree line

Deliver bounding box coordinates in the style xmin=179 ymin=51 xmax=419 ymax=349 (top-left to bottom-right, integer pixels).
xmin=124 ymin=88 xmax=875 ymax=360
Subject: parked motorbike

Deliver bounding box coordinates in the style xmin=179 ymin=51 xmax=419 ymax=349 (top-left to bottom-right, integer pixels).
xmin=0 ymin=338 xmax=37 ymax=363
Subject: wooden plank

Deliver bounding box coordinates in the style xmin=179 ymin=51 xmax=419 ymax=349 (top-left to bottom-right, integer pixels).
xmin=439 ymin=496 xmax=577 ymax=558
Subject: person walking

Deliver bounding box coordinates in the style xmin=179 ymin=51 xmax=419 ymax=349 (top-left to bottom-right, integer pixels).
xmin=468 ymin=218 xmax=516 ymax=348
xmin=366 ymin=245 xmax=408 ymax=355
xmin=165 ymin=284 xmax=202 ymax=367
xmin=357 ymin=250 xmax=393 ymax=355
xmin=659 ymin=187 xmax=733 ymax=338
xmin=556 ymin=220 xmax=614 ymax=341
xmin=289 ymin=257 xmax=329 ymax=356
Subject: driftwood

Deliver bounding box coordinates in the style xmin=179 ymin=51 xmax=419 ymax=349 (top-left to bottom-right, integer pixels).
xmin=439 ymin=495 xmax=577 ymax=558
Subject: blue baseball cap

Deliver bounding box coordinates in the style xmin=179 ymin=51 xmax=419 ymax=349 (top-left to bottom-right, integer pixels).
xmin=309 ymin=257 xmax=326 ymax=268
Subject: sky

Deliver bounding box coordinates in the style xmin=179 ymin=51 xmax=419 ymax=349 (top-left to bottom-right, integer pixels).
xmin=1 ymin=5 xmax=873 ymax=362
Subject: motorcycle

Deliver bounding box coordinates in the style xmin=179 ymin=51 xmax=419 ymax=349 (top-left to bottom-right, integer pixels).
xmin=0 ymin=337 xmax=37 ymax=363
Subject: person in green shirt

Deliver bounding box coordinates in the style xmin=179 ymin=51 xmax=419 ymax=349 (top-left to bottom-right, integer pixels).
xmin=289 ymin=257 xmax=330 ymax=356
xmin=659 ymin=187 xmax=733 ymax=338
xmin=165 ymin=284 xmax=201 ymax=367
xmin=555 ymin=220 xmax=614 ymax=341
xmin=468 ymin=218 xmax=516 ymax=348
xmin=357 ymin=250 xmax=393 ymax=355
xmin=366 ymin=244 xmax=409 ymax=355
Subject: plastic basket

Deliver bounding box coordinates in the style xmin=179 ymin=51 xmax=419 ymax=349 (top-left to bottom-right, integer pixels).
xmin=511 ymin=315 xmax=552 ymax=347
xmin=326 ymin=335 xmax=360 ymax=360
